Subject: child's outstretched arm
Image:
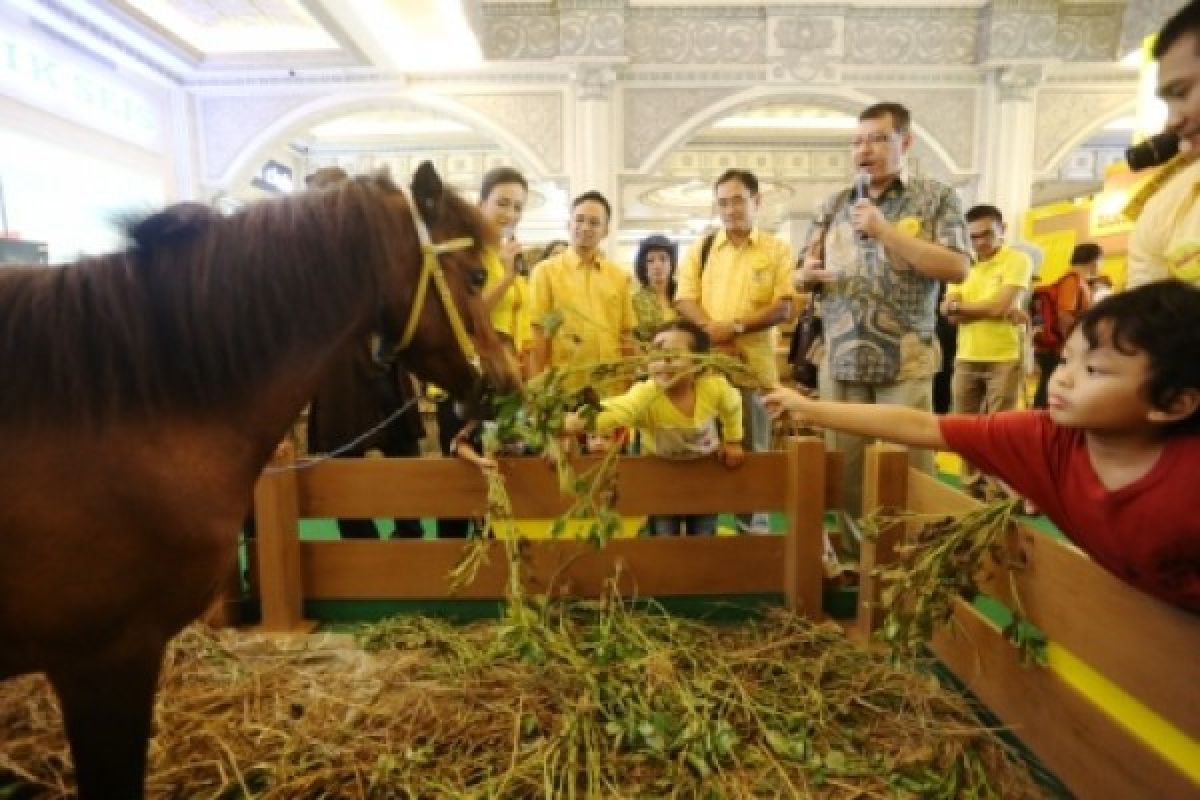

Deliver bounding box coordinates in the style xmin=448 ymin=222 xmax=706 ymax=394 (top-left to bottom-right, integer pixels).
xmin=762 ymin=388 xmax=948 ymax=451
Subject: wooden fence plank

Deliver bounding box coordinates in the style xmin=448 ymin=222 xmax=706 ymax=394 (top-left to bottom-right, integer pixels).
xmin=857 ymin=443 xmax=910 ymax=638
xmin=906 ymin=470 xmax=1200 ymax=739
xmin=932 ymin=600 xmax=1199 ymax=800
xmin=785 ymin=437 xmax=826 ymax=616
xmin=299 ymin=537 xmax=786 ymax=599
xmin=253 ymin=443 xmax=313 ymax=632
xmin=295 ymin=451 xmax=844 ymax=518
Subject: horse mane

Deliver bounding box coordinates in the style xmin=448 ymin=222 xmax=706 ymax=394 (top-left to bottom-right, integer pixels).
xmin=0 ymin=171 xmax=492 ymax=427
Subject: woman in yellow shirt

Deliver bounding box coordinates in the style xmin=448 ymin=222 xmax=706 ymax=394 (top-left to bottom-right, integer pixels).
xmin=632 ymin=234 xmax=679 ymax=343
xmin=478 ymin=166 xmax=532 ymax=371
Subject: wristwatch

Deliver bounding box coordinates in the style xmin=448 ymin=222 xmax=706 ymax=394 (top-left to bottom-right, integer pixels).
xmin=732 ymin=320 xmax=746 ymax=335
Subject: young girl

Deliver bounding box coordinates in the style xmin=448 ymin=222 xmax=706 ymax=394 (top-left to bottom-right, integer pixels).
xmin=564 ymin=319 xmax=745 ymax=536
xmin=764 ymin=281 xmax=1200 ymax=613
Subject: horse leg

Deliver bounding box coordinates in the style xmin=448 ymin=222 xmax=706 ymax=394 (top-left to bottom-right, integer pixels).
xmin=47 ymin=637 xmax=167 ymax=800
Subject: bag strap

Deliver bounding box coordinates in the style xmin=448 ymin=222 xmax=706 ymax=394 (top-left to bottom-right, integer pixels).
xmin=698 ymin=231 xmax=716 ymax=276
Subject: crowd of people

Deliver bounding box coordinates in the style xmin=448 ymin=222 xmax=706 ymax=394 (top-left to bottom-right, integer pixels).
xmin=295 ymin=0 xmax=1200 ymax=614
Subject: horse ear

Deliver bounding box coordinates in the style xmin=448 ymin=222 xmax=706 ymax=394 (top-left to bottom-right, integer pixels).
xmin=411 ymin=161 xmax=443 ymax=221
xmin=125 ymin=203 xmax=216 ymax=257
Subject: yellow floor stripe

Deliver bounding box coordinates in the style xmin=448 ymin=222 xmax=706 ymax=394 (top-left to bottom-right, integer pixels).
xmin=1047 ymin=643 xmax=1200 ymax=782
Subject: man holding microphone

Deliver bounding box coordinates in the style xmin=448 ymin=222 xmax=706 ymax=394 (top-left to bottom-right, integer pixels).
xmin=795 ymin=102 xmax=970 ymax=516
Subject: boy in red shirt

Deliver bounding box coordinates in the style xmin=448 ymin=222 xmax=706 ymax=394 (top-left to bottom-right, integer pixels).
xmin=764 ymin=281 xmax=1200 ymax=612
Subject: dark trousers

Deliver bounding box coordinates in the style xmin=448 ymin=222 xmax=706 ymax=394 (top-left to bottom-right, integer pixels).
xmin=435 ymin=398 xmax=473 ymax=539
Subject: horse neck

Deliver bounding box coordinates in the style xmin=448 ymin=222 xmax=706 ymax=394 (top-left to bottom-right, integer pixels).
xmin=196 ymin=192 xmax=399 ymax=446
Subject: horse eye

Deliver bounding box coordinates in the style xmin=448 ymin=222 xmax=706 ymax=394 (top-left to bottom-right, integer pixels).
xmin=469 ymin=267 xmax=488 ymax=290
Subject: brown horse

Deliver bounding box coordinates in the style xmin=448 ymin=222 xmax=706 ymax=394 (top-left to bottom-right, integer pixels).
xmin=0 ymin=162 xmax=519 ymax=798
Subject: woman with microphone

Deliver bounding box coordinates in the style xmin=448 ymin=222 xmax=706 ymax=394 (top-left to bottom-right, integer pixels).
xmin=478 ymin=166 xmax=532 ymax=371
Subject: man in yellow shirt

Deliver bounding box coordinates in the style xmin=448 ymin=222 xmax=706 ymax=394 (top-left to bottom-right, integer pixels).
xmin=676 ymin=169 xmax=794 ymax=532
xmin=529 ymin=191 xmax=635 ymax=393
xmin=940 ymin=204 xmax=1032 ymax=498
xmin=1128 ymin=0 xmax=1200 ymax=288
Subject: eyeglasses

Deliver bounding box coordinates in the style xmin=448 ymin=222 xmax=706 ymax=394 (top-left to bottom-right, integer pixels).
xmin=716 ymin=196 xmax=753 ymax=209
xmin=850 ymin=132 xmax=895 ymax=148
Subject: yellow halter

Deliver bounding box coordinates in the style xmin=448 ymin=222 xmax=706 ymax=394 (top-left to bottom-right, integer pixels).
xmin=394 ymin=186 xmax=479 ymax=368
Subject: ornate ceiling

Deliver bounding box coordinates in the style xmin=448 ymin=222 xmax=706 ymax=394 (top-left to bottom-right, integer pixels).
xmin=25 ymin=0 xmax=1168 ymax=244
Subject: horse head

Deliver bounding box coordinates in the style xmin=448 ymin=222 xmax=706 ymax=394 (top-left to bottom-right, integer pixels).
xmin=371 ymin=162 xmax=521 ymax=415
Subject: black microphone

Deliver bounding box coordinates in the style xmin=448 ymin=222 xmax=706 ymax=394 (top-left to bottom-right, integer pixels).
xmin=503 ymin=225 xmax=526 ymax=274
xmin=852 ymin=171 xmax=871 ymax=243
xmin=1126 ymin=132 xmax=1180 ymax=172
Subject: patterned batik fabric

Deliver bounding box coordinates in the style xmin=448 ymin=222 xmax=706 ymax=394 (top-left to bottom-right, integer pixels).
xmin=806 ymin=176 xmax=969 ymax=384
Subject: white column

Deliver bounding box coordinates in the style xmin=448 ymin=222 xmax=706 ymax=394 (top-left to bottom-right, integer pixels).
xmin=567 ymin=61 xmax=619 ymax=208
xmin=978 ymin=65 xmax=1042 ymax=227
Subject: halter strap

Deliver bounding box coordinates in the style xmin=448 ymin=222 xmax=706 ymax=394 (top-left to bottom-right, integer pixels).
xmin=395 ymin=185 xmax=478 ymax=366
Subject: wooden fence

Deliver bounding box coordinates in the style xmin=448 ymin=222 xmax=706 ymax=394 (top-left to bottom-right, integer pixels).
xmin=860 ymin=444 xmax=1200 ymax=800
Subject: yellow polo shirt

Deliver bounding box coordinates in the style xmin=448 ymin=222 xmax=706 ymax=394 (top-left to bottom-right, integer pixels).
xmin=483 ymin=247 xmax=532 ymax=352
xmin=529 ymin=248 xmax=635 ymax=385
xmin=675 ymin=227 xmax=794 ymax=387
xmin=1128 ymin=155 xmax=1200 ymax=288
xmin=593 ymin=373 xmax=743 ymax=456
xmin=951 ymin=246 xmax=1032 ymax=362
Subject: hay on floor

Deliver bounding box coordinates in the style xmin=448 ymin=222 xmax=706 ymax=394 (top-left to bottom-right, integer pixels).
xmin=0 ymin=599 xmax=1045 ymax=799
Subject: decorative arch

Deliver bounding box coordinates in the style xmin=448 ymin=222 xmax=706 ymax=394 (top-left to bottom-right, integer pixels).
xmin=1036 ymin=96 xmax=1137 ymax=179
xmin=629 ymin=85 xmax=964 ymax=182
xmin=214 ymin=90 xmax=553 ymax=191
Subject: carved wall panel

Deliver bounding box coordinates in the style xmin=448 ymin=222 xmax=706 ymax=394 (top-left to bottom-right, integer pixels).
xmin=983 ymin=0 xmax=1060 ymax=61
xmin=768 ymin=13 xmax=843 ymax=83
xmin=626 ymin=9 xmax=764 ymax=64
xmin=1034 ymin=91 xmax=1133 ymax=172
xmin=455 ymin=92 xmax=564 ymax=173
xmin=623 ymin=87 xmax=736 ymax=169
xmin=481 ymin=8 xmax=559 ymax=60
xmin=1057 ymin=4 xmax=1123 ymax=62
xmin=559 ymin=9 xmax=624 ymax=58
xmin=197 ymin=93 xmax=323 ymax=182
xmin=844 ymin=9 xmax=978 ymax=65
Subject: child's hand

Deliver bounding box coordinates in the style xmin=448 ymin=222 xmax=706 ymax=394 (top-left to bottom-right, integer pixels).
xmin=719 ymin=441 xmax=745 ymax=469
xmin=474 ymin=456 xmax=499 ymax=473
xmin=562 ymin=410 xmax=586 ymax=435
xmin=762 ymin=388 xmax=811 ymax=421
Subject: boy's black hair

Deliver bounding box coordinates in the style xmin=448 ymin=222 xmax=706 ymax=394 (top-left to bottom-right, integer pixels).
xmin=1079 ymin=280 xmax=1200 ymax=433
xmin=965 ymin=204 xmax=1003 ymax=225
xmin=571 ymin=190 xmax=611 ymax=222
xmin=1153 ymin=0 xmax=1200 ymax=60
xmin=1070 ymin=242 xmax=1104 ymax=265
xmin=653 ymin=317 xmax=711 ymax=353
xmin=634 ymin=234 xmax=678 ymax=295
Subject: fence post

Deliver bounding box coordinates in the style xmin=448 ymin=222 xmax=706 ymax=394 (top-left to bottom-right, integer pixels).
xmin=856 ymin=443 xmax=910 ymax=639
xmin=785 ymin=436 xmax=826 ymax=617
xmin=253 ymin=440 xmax=313 ymax=632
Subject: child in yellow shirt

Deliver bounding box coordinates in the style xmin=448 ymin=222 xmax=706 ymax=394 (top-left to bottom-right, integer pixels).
xmin=565 ymin=319 xmax=744 ymax=535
